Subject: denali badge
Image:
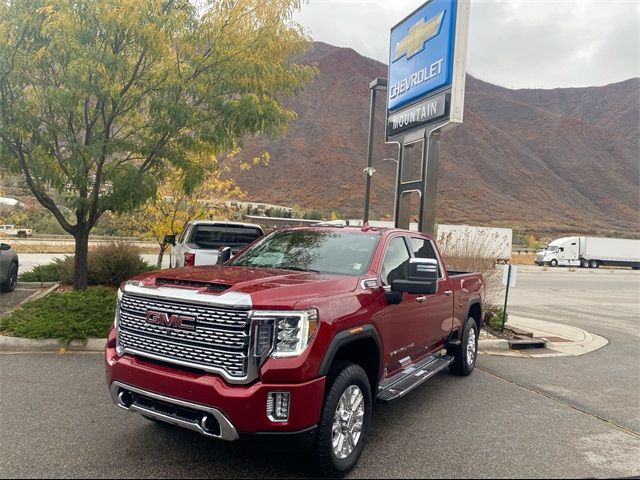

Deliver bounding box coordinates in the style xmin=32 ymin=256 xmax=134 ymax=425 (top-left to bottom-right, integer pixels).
xmin=145 ymin=311 xmax=196 ymax=331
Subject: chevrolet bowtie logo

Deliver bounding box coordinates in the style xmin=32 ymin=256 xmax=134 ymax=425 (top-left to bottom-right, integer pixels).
xmin=393 ymin=11 xmax=445 ymax=62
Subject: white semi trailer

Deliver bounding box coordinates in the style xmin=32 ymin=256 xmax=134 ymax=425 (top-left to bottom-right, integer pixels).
xmin=535 ymin=236 xmax=640 ymax=269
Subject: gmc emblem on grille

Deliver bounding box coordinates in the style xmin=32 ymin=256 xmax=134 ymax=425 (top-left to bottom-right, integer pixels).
xmin=145 ymin=311 xmax=196 ymax=331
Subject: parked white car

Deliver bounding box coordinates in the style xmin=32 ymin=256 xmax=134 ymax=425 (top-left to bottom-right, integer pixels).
xmin=0 ymin=224 xmax=33 ymax=238
xmin=165 ymin=221 xmax=264 ymax=268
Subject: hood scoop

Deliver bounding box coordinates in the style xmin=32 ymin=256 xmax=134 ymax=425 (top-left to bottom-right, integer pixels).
xmin=155 ymin=277 xmax=230 ymax=292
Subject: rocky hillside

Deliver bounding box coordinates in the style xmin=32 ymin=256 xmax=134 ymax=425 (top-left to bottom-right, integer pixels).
xmin=229 ymin=42 xmax=639 ymax=237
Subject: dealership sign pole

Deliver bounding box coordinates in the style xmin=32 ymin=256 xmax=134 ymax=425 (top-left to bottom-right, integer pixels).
xmin=386 ymin=0 xmax=470 ymax=234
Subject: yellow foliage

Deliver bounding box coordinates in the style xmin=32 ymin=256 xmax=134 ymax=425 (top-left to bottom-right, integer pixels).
xmin=126 ymin=163 xmax=245 ymax=254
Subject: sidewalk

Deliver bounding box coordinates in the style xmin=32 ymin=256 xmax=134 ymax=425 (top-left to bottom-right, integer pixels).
xmin=479 ymin=315 xmax=609 ymax=358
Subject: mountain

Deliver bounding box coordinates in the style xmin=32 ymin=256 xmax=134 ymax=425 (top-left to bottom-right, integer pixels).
xmin=228 ymin=42 xmax=640 ymax=237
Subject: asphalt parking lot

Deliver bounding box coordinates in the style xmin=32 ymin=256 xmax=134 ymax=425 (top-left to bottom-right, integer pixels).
xmin=1 ymin=267 xmax=639 ymax=478
xmin=0 ymin=285 xmax=40 ymax=313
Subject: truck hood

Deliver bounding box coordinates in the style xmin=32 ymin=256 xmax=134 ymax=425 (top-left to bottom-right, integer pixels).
xmin=129 ymin=265 xmax=360 ymax=307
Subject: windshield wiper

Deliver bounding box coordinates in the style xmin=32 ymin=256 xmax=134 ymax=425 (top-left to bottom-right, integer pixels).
xmin=279 ymin=266 xmax=320 ymax=273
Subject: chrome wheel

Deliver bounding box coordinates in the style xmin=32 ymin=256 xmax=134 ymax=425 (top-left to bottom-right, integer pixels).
xmin=331 ymin=385 xmax=365 ymax=459
xmin=467 ymin=327 xmax=477 ymax=366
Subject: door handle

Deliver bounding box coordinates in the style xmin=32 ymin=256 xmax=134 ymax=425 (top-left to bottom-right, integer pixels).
xmin=444 ymin=290 xmax=453 ymax=296
xmin=416 ymin=296 xmax=427 ymax=303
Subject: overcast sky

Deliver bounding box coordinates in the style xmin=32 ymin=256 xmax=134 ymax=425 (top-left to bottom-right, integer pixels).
xmin=293 ymin=0 xmax=640 ymax=89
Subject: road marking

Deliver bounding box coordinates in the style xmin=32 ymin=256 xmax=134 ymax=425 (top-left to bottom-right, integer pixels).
xmin=477 ymin=367 xmax=640 ymax=438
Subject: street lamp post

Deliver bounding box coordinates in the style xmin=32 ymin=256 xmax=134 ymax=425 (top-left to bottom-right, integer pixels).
xmin=363 ymin=77 xmax=387 ymax=224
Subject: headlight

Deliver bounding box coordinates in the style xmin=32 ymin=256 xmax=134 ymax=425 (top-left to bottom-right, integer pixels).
xmin=252 ymin=310 xmax=318 ymax=358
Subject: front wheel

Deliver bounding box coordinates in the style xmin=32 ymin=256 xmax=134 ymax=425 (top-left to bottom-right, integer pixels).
xmin=448 ymin=318 xmax=479 ymax=376
xmin=550 ymin=259 xmax=558 ymax=267
xmin=313 ymin=362 xmax=371 ymax=478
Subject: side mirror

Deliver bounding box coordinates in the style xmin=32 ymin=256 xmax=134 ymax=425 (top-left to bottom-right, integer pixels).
xmin=391 ymin=258 xmax=438 ymax=295
xmin=0 ymin=243 xmax=10 ymax=251
xmin=217 ymin=246 xmax=232 ymax=265
xmin=164 ymin=234 xmax=176 ymax=246
xmin=385 ymin=290 xmax=403 ymax=305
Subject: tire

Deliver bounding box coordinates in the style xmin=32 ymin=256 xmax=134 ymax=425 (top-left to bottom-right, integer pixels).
xmin=589 ymin=260 xmax=599 ymax=269
xmin=313 ymin=362 xmax=371 ymax=478
xmin=550 ymin=259 xmax=558 ymax=267
xmin=580 ymin=259 xmax=588 ymax=268
xmin=448 ymin=318 xmax=479 ymax=376
xmin=1 ymin=262 xmax=18 ymax=293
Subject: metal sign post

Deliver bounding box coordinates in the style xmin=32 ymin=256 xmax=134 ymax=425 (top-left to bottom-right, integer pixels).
xmin=501 ymin=264 xmax=517 ymax=331
xmin=385 ymin=0 xmax=470 ymax=234
xmin=363 ymin=78 xmax=388 ymax=224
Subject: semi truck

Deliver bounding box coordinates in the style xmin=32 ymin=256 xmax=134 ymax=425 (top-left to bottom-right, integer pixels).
xmin=535 ymin=236 xmax=640 ymax=269
xmin=105 ymin=225 xmax=484 ymax=476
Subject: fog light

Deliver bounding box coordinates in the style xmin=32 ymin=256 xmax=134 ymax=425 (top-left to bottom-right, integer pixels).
xmin=266 ymin=391 xmax=290 ymax=422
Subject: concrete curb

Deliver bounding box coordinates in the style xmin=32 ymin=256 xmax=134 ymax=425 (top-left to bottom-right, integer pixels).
xmin=479 ymin=316 xmax=609 ymax=358
xmin=478 ymin=339 xmax=510 ymax=352
xmin=0 ymin=336 xmax=106 ymax=352
xmin=16 ymin=281 xmax=60 ymax=289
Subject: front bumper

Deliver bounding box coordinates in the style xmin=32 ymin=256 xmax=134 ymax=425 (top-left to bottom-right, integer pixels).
xmin=105 ymin=344 xmax=326 ymax=437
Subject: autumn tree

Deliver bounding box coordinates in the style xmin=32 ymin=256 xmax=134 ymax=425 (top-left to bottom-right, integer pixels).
xmin=131 ymin=156 xmax=244 ymax=268
xmin=0 ymin=0 xmax=315 ymax=289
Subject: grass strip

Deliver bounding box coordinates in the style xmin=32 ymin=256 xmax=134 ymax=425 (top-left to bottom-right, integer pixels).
xmin=1 ymin=286 xmax=116 ymax=343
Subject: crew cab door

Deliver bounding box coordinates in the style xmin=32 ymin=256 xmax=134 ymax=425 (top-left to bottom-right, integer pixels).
xmin=377 ymin=236 xmax=433 ymax=376
xmin=406 ymin=236 xmax=454 ymax=350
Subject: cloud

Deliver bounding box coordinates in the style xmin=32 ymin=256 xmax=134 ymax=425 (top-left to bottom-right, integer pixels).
xmin=293 ymin=0 xmax=640 ymax=88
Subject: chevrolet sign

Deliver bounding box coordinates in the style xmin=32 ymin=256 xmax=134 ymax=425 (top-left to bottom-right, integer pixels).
xmin=387 ymin=0 xmax=457 ymax=112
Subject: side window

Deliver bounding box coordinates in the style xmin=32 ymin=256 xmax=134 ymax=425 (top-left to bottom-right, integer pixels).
xmin=409 ymin=237 xmax=442 ymax=277
xmin=381 ymin=237 xmax=411 ymax=286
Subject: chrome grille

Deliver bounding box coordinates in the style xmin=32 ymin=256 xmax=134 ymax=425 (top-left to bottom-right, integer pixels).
xmin=117 ymin=293 xmax=250 ymax=377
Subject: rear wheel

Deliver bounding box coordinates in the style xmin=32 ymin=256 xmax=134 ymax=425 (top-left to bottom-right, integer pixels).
xmin=589 ymin=260 xmax=599 ymax=269
xmin=313 ymin=362 xmax=371 ymax=478
xmin=449 ymin=318 xmax=478 ymax=376
xmin=1 ymin=263 xmax=17 ymax=293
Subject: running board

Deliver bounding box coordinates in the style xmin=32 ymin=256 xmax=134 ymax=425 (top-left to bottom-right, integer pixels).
xmin=377 ymin=355 xmax=454 ymax=403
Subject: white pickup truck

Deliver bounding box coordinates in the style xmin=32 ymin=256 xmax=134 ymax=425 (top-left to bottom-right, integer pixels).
xmin=0 ymin=224 xmax=33 ymax=238
xmin=165 ymin=220 xmax=264 ymax=268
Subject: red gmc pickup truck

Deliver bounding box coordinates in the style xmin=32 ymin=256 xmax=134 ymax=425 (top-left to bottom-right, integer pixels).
xmin=105 ymin=225 xmax=484 ymax=476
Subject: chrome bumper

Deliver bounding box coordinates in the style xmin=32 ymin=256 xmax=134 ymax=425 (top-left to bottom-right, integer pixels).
xmin=110 ymin=381 xmax=239 ymax=441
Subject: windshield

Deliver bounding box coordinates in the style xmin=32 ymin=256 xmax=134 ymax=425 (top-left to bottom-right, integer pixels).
xmin=190 ymin=224 xmax=262 ymax=249
xmin=229 ymin=229 xmax=380 ymax=276
xmin=546 ymin=245 xmax=559 ymax=252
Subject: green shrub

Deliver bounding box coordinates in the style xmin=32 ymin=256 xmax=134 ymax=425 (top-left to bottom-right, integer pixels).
xmin=484 ymin=305 xmax=508 ymax=330
xmin=58 ymin=242 xmax=154 ymax=287
xmin=18 ymin=261 xmax=62 ymax=282
xmin=0 ymin=287 xmax=117 ymax=342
